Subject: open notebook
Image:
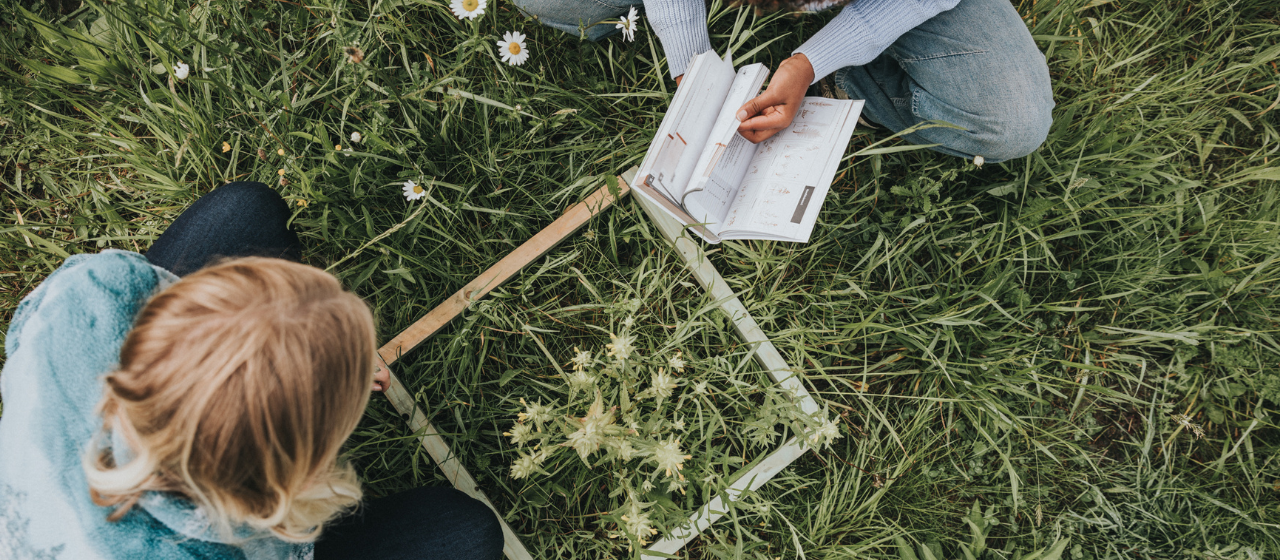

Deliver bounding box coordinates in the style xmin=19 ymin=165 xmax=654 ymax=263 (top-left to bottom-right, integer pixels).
xmin=632 ymin=50 xmax=864 ymax=244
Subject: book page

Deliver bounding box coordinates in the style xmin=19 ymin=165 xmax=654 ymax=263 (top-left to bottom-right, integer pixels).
xmin=633 ymin=51 xmax=737 ymax=203
xmin=719 ymin=98 xmax=863 ymax=242
xmin=681 ymin=64 xmax=769 ymax=209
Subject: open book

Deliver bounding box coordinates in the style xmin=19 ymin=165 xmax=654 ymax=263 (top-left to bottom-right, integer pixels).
xmin=632 ymin=50 xmax=865 ymax=244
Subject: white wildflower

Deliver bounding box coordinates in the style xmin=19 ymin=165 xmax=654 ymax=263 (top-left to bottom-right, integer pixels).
xmin=650 ymin=368 xmax=677 ymax=399
xmin=563 ymin=392 xmax=618 ymax=461
xmin=565 ymin=368 xmax=596 ymax=394
xmin=450 ymin=0 xmax=486 ymax=20
xmin=668 ymin=351 xmax=685 ymax=372
xmin=618 ymin=496 xmax=657 ymax=543
xmin=808 ymin=417 xmax=842 ymax=447
xmin=650 ymin=436 xmax=690 ymax=478
xmin=497 ymin=31 xmax=530 ymax=66
xmin=173 ymin=62 xmax=190 ymax=80
xmin=616 ymin=6 xmax=638 ymax=42
xmin=517 ymin=398 xmax=556 ymax=429
xmin=605 ymin=437 xmax=638 ymax=461
xmin=606 ymin=332 xmax=636 ymax=362
xmin=403 ymin=180 xmax=425 ymax=201
xmin=510 ymin=449 xmax=547 ymax=479
xmin=570 ymin=347 xmax=592 ymax=370
xmin=504 ymin=422 xmax=536 ymax=445
xmin=692 ymin=380 xmax=709 ymax=395
xmin=350 ymin=131 xmax=362 ymax=143
xmin=622 ymin=316 xmax=635 ymax=329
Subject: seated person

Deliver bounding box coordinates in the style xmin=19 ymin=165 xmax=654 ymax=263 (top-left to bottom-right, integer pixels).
xmin=514 ymin=0 xmax=1054 ymax=162
xmin=0 ymin=181 xmax=503 ymax=560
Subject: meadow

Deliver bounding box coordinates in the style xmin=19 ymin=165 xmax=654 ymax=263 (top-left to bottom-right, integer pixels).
xmin=1 ymin=0 xmax=1278 ymax=558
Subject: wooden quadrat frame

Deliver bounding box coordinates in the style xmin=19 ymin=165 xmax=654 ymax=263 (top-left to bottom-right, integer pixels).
xmin=372 ymin=168 xmax=827 ymax=560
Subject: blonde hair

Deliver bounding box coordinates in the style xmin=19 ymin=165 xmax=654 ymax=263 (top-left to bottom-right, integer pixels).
xmin=85 ymin=257 xmax=376 ymax=543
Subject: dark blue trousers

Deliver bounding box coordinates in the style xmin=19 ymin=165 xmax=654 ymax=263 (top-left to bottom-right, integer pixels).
xmin=147 ymin=182 xmax=504 ymax=560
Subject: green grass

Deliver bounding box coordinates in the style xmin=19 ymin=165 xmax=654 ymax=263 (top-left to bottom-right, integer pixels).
xmin=2 ymin=0 xmax=1279 ymax=558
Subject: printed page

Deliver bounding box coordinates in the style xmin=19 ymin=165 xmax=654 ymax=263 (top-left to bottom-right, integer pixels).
xmin=680 ymin=63 xmax=770 ymax=229
xmin=719 ymin=98 xmax=864 ymax=242
xmin=633 ymin=51 xmax=737 ymax=204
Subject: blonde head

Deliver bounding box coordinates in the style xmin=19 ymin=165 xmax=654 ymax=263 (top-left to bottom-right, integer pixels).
xmin=85 ymin=257 xmax=376 ymax=543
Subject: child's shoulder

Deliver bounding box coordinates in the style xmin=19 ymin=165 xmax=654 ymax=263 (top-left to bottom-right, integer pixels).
xmin=6 ymin=250 xmax=174 ymax=357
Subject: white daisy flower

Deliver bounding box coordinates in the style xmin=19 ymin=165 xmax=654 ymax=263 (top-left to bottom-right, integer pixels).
xmin=173 ymin=62 xmax=190 ymax=80
xmin=350 ymin=131 xmax=362 ymax=143
xmin=497 ymin=31 xmax=530 ymax=66
xmin=616 ymin=6 xmax=638 ymax=42
xmin=450 ymin=0 xmax=486 ymax=20
xmin=403 ymin=180 xmax=425 ymax=201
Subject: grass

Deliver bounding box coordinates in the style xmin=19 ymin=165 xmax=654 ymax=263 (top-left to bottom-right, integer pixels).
xmin=2 ymin=0 xmax=1279 ymax=557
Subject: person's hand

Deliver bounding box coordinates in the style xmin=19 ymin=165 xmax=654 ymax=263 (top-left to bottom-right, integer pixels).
xmin=675 ymin=74 xmax=683 ymax=86
xmin=372 ymin=361 xmax=391 ymax=392
xmin=736 ymin=53 xmax=815 ymax=144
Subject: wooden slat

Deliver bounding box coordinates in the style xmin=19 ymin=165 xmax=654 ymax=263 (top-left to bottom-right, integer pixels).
xmin=378 ymin=178 xmax=631 ymax=366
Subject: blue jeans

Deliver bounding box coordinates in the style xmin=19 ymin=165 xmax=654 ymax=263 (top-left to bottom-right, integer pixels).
xmin=513 ymin=0 xmax=642 ymax=40
xmin=512 ymin=0 xmax=1053 ymax=161
xmin=833 ymin=0 xmax=1054 ymax=161
xmin=316 ymin=487 xmax=504 ymax=560
xmin=146 ymin=181 xmax=302 ymax=276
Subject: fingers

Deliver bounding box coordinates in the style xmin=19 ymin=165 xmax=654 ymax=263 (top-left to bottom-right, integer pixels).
xmin=736 ymin=89 xmax=783 ymax=123
xmin=737 ymin=92 xmax=794 ymax=144
xmin=739 ymin=126 xmax=785 ymax=144
xmin=739 ymin=105 xmax=792 ymax=131
xmin=372 ymin=362 xmax=391 ymax=392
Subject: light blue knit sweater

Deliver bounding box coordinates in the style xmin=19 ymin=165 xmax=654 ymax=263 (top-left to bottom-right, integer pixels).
xmin=0 ymin=251 xmax=308 ymax=560
xmin=643 ymin=0 xmax=961 ymax=80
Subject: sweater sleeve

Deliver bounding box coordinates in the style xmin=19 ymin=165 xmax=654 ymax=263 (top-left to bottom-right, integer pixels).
xmin=643 ymin=0 xmax=714 ymax=79
xmin=793 ymin=0 xmax=960 ymax=83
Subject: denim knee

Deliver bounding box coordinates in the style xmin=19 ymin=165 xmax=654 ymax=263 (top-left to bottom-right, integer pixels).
xmin=204 ymin=181 xmax=285 ymax=210
xmin=971 ymin=94 xmax=1053 ymax=162
xmin=445 ymin=490 xmax=504 ymax=560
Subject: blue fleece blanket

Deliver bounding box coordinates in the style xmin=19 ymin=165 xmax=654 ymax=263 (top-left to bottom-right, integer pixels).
xmin=0 ymin=251 xmax=309 ymax=560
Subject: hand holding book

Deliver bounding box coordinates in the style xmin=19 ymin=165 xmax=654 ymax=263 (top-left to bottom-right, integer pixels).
xmin=736 ymin=54 xmax=816 ymax=144
xmin=633 ymin=50 xmax=863 ymax=244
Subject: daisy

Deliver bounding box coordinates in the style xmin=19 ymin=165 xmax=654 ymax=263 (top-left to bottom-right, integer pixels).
xmin=616 ymin=6 xmax=638 ymax=42
xmin=497 ymin=31 xmax=529 ymax=66
xmin=173 ymin=62 xmax=190 ymax=80
xmin=450 ymin=0 xmax=486 ymax=20
xmin=403 ymin=179 xmax=425 ymax=201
